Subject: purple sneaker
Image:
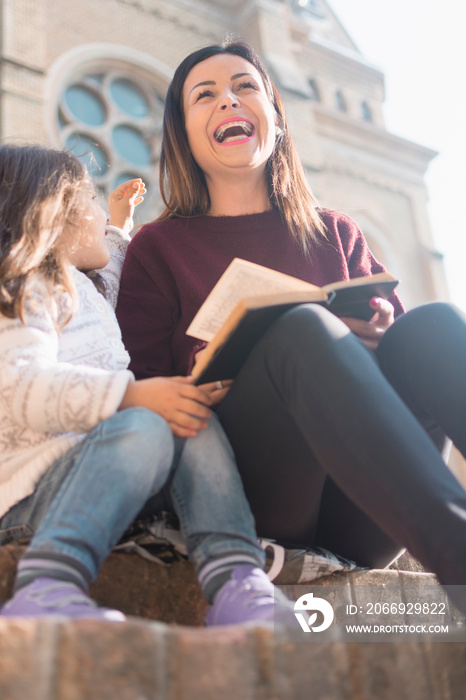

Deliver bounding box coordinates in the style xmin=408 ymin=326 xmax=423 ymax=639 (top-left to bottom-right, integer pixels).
xmin=1 ymin=577 xmax=125 ymax=621
xmin=206 ymin=565 xmax=295 ymax=627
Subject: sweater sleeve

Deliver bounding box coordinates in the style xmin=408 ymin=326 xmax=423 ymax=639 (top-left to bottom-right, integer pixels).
xmin=117 ymin=244 xmax=178 ymax=379
xmin=325 ymin=211 xmax=405 ymax=317
xmin=98 ymin=225 xmax=131 ymax=310
xmin=0 ymin=295 xmax=133 ymax=435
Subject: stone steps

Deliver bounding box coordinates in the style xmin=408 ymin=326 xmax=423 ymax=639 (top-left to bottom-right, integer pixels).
xmin=2 ymin=543 xmax=466 ymax=699
xmin=2 ymin=609 xmax=466 ymax=699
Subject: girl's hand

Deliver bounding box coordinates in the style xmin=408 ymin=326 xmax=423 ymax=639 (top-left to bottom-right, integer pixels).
xmin=108 ymin=178 xmax=146 ymax=234
xmin=119 ymin=375 xmax=213 ymax=438
xmin=342 ymin=297 xmax=395 ymax=351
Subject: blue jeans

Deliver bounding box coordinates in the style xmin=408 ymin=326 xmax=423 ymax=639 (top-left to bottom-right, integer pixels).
xmin=0 ymin=408 xmax=263 ymax=582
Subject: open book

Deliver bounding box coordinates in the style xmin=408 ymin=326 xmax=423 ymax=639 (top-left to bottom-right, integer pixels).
xmin=187 ymin=258 xmax=398 ymax=383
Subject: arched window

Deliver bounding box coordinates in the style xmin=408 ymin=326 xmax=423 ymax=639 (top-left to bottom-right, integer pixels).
xmin=46 ymin=45 xmax=172 ymax=223
xmin=335 ymin=90 xmax=347 ymax=113
xmin=60 ymin=73 xmax=163 ymax=183
xmin=308 ymin=78 xmax=321 ymax=102
xmin=361 ymin=101 xmax=373 ymax=123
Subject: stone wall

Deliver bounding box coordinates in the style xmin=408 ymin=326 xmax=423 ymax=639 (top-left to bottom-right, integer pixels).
xmin=2 ymin=616 xmax=466 ymax=700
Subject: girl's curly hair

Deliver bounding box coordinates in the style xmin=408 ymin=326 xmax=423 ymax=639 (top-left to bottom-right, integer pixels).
xmin=0 ymin=144 xmax=89 ymax=325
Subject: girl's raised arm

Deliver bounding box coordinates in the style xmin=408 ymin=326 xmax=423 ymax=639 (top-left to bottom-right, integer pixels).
xmin=100 ymin=179 xmax=146 ymax=308
xmin=108 ymin=178 xmax=146 ymax=235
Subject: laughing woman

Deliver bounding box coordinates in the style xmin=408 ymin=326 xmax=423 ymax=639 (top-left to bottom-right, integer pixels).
xmin=116 ymin=40 xmax=466 ymax=613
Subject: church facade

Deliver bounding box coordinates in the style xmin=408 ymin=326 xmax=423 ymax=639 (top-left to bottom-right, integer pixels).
xmin=0 ymin=0 xmax=448 ymax=308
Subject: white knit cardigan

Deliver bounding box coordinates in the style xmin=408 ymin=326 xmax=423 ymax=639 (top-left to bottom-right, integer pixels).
xmin=0 ymin=226 xmax=134 ymax=519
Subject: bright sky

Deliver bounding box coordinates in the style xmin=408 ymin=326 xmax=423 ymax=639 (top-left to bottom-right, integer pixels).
xmin=328 ymin=0 xmax=466 ymax=311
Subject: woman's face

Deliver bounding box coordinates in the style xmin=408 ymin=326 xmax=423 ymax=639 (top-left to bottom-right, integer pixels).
xmin=182 ymin=53 xmax=277 ymax=181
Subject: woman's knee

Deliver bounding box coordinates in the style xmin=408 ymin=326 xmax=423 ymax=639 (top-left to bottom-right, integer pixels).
xmin=389 ymin=302 xmax=463 ymax=336
xmin=260 ymin=304 xmax=351 ymax=364
xmin=378 ymin=302 xmax=466 ymax=363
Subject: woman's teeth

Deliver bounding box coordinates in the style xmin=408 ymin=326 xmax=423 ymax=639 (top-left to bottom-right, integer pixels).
xmin=214 ymin=121 xmax=254 ymax=143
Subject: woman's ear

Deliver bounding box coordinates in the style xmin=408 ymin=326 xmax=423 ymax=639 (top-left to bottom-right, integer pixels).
xmin=274 ymin=112 xmax=285 ymax=137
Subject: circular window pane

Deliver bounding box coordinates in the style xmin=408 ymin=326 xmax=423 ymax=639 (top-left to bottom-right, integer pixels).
xmin=64 ymin=85 xmax=106 ymax=127
xmin=65 ymin=133 xmax=109 ymax=175
xmin=112 ymin=125 xmax=151 ymax=166
xmin=110 ymin=78 xmax=149 ymax=118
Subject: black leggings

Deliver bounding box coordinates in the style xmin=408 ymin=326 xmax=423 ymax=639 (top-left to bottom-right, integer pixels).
xmin=217 ymin=302 xmax=466 ymax=588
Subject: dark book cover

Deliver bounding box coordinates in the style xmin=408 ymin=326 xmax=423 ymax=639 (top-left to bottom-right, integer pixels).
xmin=194 ymin=278 xmax=398 ymax=384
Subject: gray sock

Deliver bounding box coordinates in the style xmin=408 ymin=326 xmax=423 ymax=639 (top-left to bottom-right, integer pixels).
xmin=15 ymin=551 xmax=91 ymax=593
xmin=198 ymin=551 xmax=264 ymax=604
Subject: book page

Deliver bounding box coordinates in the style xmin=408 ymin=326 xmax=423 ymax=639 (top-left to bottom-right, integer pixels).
xmin=187 ymin=258 xmax=318 ymax=341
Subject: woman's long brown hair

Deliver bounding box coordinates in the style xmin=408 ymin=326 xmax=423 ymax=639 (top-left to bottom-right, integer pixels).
xmin=158 ymin=39 xmax=326 ymax=251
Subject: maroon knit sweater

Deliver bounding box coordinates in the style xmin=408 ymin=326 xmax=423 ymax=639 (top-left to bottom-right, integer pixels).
xmin=116 ymin=209 xmax=404 ymax=379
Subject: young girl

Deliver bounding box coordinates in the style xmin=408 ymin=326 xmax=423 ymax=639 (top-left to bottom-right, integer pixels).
xmin=0 ymin=144 xmax=292 ymax=625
